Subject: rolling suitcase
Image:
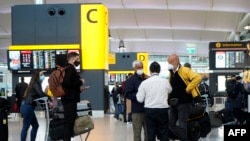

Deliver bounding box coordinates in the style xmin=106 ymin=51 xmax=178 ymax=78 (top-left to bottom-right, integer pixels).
xmin=54 ymin=100 xmax=92 ymax=118
xmin=49 ymin=115 xmax=94 ymax=140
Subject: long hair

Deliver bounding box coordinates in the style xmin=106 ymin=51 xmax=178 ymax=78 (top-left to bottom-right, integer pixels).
xmin=23 ymin=70 xmax=41 ymax=98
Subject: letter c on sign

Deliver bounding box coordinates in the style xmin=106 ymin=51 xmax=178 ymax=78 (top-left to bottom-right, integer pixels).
xmin=87 ymin=9 xmax=97 ymax=23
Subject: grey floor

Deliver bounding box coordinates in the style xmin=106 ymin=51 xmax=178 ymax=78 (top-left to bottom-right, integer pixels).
xmin=8 ymin=113 xmax=224 ymax=141
xmin=8 ymin=98 xmax=227 ymax=141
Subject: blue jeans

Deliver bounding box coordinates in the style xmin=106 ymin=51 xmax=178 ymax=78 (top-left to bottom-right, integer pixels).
xmin=20 ymin=104 xmax=39 ymax=141
xmin=114 ymin=103 xmax=119 ymax=119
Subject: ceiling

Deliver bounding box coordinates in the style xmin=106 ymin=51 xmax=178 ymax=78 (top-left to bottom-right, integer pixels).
xmin=0 ymin=0 xmax=250 ymax=63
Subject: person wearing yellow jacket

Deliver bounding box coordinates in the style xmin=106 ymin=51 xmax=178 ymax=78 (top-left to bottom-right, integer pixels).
xmin=167 ymin=54 xmax=202 ymax=141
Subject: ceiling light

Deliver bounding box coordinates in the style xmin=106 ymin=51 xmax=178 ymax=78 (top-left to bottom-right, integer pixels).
xmin=244 ymin=24 xmax=250 ymax=30
xmin=108 ymin=28 xmax=114 ymax=40
xmin=186 ymin=43 xmax=196 ymax=47
xmin=118 ymin=40 xmax=126 ymax=52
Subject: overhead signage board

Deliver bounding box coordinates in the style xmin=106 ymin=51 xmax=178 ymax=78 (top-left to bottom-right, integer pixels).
xmin=209 ymin=42 xmax=250 ymax=70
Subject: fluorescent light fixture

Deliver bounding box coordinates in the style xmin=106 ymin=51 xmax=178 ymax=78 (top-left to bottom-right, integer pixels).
xmin=186 ymin=43 xmax=196 ymax=47
xmin=244 ymin=24 xmax=250 ymax=30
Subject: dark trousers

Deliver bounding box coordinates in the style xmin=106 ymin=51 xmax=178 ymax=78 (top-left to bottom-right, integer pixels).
xmin=62 ymin=101 xmax=77 ymax=141
xmin=169 ymin=103 xmax=192 ymax=141
xmin=145 ymin=108 xmax=169 ymax=141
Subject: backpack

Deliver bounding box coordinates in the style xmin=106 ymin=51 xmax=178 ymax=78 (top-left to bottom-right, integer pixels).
xmin=199 ymin=82 xmax=209 ymax=95
xmin=198 ymin=82 xmax=214 ymax=107
xmin=225 ymin=80 xmax=239 ymax=99
xmin=48 ymin=65 xmax=68 ymax=97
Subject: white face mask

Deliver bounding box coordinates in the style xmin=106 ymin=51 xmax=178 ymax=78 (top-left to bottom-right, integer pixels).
xmin=136 ymin=69 xmax=144 ymax=75
xmin=239 ymin=72 xmax=243 ymax=78
xmin=168 ymin=64 xmax=174 ymax=70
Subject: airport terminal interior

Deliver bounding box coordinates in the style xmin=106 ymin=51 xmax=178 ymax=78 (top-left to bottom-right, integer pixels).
xmin=0 ymin=0 xmax=250 ymax=141
xmin=7 ymin=99 xmax=226 ymax=141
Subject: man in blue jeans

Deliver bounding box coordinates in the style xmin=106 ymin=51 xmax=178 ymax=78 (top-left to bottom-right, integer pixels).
xmin=111 ymin=82 xmax=122 ymax=120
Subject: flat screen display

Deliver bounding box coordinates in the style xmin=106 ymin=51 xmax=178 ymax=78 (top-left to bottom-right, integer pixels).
xmin=33 ymin=50 xmax=44 ymax=69
xmin=215 ymin=51 xmax=246 ymax=69
xmin=210 ymin=50 xmax=250 ymax=69
xmin=44 ymin=50 xmax=56 ymax=69
xmin=7 ymin=49 xmax=81 ymax=73
xmin=20 ymin=50 xmax=32 ymax=69
xmin=8 ymin=50 xmax=21 ymax=70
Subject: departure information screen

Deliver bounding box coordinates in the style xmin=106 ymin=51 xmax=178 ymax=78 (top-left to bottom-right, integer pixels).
xmin=209 ymin=42 xmax=250 ymax=70
xmin=7 ymin=49 xmax=80 ymax=73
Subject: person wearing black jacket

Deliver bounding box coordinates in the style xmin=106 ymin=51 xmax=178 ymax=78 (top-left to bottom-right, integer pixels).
xmin=125 ymin=60 xmax=148 ymax=141
xmin=61 ymin=52 xmax=85 ymax=141
xmin=20 ymin=70 xmax=47 ymax=141
xmin=15 ymin=76 xmax=28 ymax=110
xmin=111 ymin=82 xmax=122 ymax=120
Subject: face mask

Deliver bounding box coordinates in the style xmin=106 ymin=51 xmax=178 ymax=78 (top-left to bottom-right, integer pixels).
xmin=74 ymin=61 xmax=80 ymax=67
xmin=136 ymin=69 xmax=144 ymax=75
xmin=40 ymin=74 xmax=45 ymax=82
xmin=168 ymin=64 xmax=174 ymax=70
xmin=239 ymin=72 xmax=243 ymax=78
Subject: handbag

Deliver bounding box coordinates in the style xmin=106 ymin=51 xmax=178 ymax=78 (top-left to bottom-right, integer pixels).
xmin=74 ymin=115 xmax=94 ymax=135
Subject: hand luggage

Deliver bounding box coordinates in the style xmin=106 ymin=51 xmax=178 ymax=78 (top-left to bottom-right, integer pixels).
xmin=54 ymin=100 xmax=92 ymax=118
xmin=208 ymin=111 xmax=223 ymax=128
xmin=74 ymin=115 xmax=94 ymax=135
xmin=218 ymin=108 xmax=235 ymax=124
xmin=0 ymin=98 xmax=11 ymax=141
xmin=197 ymin=112 xmax=211 ymax=138
xmin=187 ymin=120 xmax=201 ymax=141
xmin=169 ymin=107 xmax=204 ymax=141
xmin=49 ymin=115 xmax=94 ymax=140
xmin=49 ymin=118 xmax=64 ymax=140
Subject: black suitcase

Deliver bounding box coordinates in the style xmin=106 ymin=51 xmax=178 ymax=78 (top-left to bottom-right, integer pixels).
xmin=169 ymin=120 xmax=201 ymax=141
xmin=218 ymin=108 xmax=235 ymax=124
xmin=197 ymin=112 xmax=211 ymax=138
xmin=0 ymin=111 xmax=8 ymax=141
xmin=208 ymin=111 xmax=223 ymax=128
xmin=49 ymin=118 xmax=64 ymax=140
xmin=0 ymin=98 xmax=10 ymax=141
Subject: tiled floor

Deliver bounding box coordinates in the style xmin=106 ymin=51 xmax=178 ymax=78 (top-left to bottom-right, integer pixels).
xmin=7 ymin=101 xmax=226 ymax=141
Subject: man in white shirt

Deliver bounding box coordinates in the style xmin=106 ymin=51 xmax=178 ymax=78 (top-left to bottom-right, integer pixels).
xmin=137 ymin=61 xmax=172 ymax=141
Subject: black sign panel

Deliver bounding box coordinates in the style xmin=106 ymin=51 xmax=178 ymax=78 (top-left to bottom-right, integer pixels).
xmin=209 ymin=42 xmax=250 ymax=70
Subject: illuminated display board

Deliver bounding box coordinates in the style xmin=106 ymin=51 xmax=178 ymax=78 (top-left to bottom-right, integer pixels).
xmin=7 ymin=49 xmax=80 ymax=73
xmin=209 ymin=42 xmax=250 ymax=70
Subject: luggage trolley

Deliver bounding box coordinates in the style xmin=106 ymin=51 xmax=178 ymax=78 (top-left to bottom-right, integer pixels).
xmin=34 ymin=97 xmax=50 ymax=141
xmin=35 ymin=97 xmax=93 ymax=141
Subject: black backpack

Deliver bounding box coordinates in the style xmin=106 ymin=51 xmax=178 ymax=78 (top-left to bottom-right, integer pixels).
xmin=225 ymin=80 xmax=239 ymax=99
xmin=198 ymin=82 xmax=214 ymax=107
xmin=199 ymin=82 xmax=209 ymax=95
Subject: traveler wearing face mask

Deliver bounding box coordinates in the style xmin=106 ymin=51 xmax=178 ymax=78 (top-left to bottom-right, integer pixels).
xmin=167 ymin=54 xmax=202 ymax=141
xmin=61 ymin=52 xmax=85 ymax=141
xmin=125 ymin=60 xmax=149 ymax=141
xmin=20 ymin=70 xmax=47 ymax=141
